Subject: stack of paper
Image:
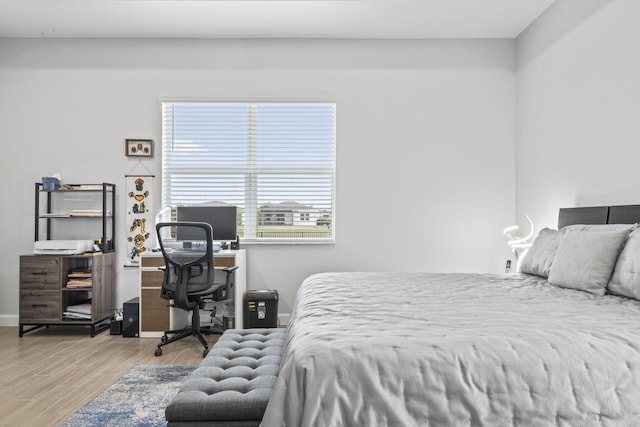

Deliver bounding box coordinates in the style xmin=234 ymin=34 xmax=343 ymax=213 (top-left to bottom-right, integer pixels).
xmin=67 ymin=269 xmax=92 ymax=288
xmin=64 ymin=303 xmax=92 ymax=320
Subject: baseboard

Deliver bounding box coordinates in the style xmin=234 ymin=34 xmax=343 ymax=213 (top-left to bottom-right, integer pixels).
xmin=0 ymin=315 xmax=19 ymax=327
xmin=0 ymin=314 xmax=288 ymax=329
xmin=278 ymin=313 xmax=290 ymax=327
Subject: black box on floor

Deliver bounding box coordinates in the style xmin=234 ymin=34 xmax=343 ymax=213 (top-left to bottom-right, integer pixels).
xmin=122 ymin=297 xmax=139 ymax=337
xmin=243 ymin=290 xmax=278 ymax=328
xmin=110 ymin=320 xmax=122 ymax=335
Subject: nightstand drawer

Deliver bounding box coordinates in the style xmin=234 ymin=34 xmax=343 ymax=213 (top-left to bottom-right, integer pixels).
xmin=20 ymin=290 xmax=60 ymax=321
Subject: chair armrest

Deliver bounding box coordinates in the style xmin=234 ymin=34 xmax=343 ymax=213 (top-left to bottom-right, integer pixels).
xmin=222 ymin=265 xmax=239 ymax=273
xmin=219 ymin=265 xmax=239 ymax=299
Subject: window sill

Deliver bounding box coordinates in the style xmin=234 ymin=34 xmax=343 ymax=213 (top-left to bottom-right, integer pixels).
xmin=239 ymin=239 xmax=335 ymax=245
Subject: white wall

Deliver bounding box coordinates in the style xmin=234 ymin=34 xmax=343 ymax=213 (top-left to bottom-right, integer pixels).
xmin=0 ymin=38 xmax=516 ymax=323
xmin=516 ymin=0 xmax=640 ymax=230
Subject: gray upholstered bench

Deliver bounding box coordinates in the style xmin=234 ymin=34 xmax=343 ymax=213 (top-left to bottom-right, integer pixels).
xmin=165 ymin=328 xmax=286 ymax=427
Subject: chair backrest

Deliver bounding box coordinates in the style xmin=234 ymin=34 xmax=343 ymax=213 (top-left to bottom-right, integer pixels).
xmin=155 ymin=222 xmax=216 ymax=309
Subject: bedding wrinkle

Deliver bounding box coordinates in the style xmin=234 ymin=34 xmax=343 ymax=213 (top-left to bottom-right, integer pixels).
xmin=453 ymin=356 xmax=490 ymax=426
xmin=261 ymin=272 xmax=640 ymax=426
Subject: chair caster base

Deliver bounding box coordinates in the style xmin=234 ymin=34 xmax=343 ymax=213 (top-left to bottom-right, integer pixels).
xmin=155 ymin=347 xmax=163 ymax=356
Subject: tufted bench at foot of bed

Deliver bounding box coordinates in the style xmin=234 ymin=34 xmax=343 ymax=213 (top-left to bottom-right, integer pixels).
xmin=165 ymin=328 xmax=286 ymax=427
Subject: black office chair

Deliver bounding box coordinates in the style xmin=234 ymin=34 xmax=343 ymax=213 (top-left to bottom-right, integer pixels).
xmin=154 ymin=221 xmax=238 ymax=357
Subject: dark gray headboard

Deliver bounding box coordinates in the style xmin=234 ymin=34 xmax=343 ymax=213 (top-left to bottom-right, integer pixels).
xmin=558 ymin=204 xmax=640 ymax=228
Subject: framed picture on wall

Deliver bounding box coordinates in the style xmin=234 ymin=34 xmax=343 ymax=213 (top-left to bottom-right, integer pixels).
xmin=125 ymin=139 xmax=154 ymax=157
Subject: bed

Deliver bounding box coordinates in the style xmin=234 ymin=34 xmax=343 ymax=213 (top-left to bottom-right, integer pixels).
xmin=261 ymin=205 xmax=640 ymax=426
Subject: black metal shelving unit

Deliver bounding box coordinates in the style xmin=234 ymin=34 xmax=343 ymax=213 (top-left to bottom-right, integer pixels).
xmin=34 ymin=182 xmax=116 ymax=252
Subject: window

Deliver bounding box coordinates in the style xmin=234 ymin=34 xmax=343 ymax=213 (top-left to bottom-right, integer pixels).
xmin=161 ymin=102 xmax=336 ymax=242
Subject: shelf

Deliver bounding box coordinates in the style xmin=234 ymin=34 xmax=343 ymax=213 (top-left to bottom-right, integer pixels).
xmin=38 ymin=215 xmax=113 ymax=219
xmin=20 ymin=183 xmax=117 ymax=337
xmin=35 ymin=182 xmax=116 ymax=253
xmin=38 ymin=185 xmax=114 ymax=193
xmin=38 ymin=189 xmax=114 ymax=193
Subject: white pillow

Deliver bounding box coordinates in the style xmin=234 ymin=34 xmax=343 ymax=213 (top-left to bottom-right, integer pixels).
xmin=519 ymin=228 xmax=563 ymax=278
xmin=548 ymin=230 xmax=629 ymax=296
xmin=608 ymin=227 xmax=640 ymax=300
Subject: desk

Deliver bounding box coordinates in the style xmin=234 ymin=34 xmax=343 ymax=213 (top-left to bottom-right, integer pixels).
xmin=139 ymin=249 xmax=246 ymax=337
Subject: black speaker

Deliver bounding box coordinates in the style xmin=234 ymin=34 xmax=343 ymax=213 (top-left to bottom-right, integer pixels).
xmin=122 ymin=297 xmax=139 ymax=338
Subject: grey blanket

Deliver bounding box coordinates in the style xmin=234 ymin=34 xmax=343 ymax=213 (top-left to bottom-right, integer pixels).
xmin=261 ymin=272 xmax=640 ymax=426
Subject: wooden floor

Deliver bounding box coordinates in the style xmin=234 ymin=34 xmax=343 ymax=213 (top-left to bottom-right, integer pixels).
xmin=0 ymin=325 xmax=214 ymax=427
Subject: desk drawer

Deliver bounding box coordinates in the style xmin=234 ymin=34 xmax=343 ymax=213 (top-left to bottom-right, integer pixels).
xmin=142 ymin=270 xmax=164 ymax=285
xmin=215 ymin=256 xmax=235 ymax=268
xmin=141 ymin=256 xmax=165 ymax=268
xmin=141 ymin=288 xmax=170 ymax=332
xmin=20 ymin=290 xmax=60 ymax=321
xmin=20 ymin=257 xmax=60 ymax=289
xmin=142 ymin=255 xmax=235 ymax=268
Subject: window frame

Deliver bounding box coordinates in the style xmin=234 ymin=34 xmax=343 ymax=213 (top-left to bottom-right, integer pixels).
xmin=160 ymin=100 xmax=337 ymax=244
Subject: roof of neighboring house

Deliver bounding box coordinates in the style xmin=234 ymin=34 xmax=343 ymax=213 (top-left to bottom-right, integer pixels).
xmin=200 ymin=201 xmax=232 ymax=206
xmin=263 ymin=201 xmax=313 ymax=211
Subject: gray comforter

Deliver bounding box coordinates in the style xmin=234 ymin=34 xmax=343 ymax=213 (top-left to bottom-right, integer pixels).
xmin=261 ymin=272 xmax=640 ymax=426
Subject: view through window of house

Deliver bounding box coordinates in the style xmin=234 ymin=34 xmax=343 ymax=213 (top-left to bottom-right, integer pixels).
xmin=161 ymin=102 xmax=336 ymax=242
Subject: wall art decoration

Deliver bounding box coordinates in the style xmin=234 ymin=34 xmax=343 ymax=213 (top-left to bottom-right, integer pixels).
xmin=125 ymin=175 xmax=154 ymax=265
xmin=125 ymin=139 xmax=154 ymax=157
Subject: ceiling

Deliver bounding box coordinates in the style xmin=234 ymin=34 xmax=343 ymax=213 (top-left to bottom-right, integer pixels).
xmin=0 ymin=0 xmax=556 ymax=40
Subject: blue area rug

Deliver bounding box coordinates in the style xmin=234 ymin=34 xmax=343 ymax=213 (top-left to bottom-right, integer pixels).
xmin=61 ymin=364 xmax=196 ymax=427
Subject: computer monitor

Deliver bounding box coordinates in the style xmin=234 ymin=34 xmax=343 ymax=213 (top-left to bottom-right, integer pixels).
xmin=176 ymin=206 xmax=238 ymax=242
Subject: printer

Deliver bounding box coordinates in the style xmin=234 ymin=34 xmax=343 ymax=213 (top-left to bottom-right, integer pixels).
xmin=34 ymin=240 xmax=94 ymax=255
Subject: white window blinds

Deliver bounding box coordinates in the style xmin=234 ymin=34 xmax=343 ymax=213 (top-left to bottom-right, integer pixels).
xmin=161 ymin=102 xmax=336 ymax=242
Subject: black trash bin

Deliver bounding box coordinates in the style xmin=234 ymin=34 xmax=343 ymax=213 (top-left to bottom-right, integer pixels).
xmin=243 ymin=290 xmax=279 ymax=328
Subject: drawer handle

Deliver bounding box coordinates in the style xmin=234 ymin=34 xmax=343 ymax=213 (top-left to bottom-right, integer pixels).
xmin=31 ymin=304 xmax=48 ymax=307
xmin=31 ymin=272 xmax=48 ymax=276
